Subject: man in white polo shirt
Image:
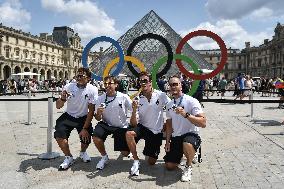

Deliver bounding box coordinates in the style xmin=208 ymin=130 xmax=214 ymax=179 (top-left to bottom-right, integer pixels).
xmin=54 ymin=67 xmax=98 ymax=170
xmin=93 ymin=75 xmax=132 ymax=170
xmin=126 ymin=71 xmax=170 ymax=176
xmin=164 ymin=75 xmax=206 ymax=182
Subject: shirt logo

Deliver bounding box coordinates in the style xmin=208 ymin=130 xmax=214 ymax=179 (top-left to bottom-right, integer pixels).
xmin=84 ymin=94 xmax=89 ymax=100
xmin=156 ymin=99 xmax=159 ymax=105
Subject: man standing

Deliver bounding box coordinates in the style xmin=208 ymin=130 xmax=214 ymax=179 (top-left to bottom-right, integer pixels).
xmin=93 ymin=76 xmax=132 ymax=170
xmin=126 ymin=71 xmax=170 ymax=176
xmin=164 ymin=75 xmax=206 ymax=182
xmin=54 ymin=67 xmax=98 ymax=170
xmin=219 ymin=77 xmax=228 ymax=99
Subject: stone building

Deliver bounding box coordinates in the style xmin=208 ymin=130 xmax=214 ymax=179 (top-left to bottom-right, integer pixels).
xmin=0 ymin=24 xmax=97 ymax=81
xmin=197 ymin=22 xmax=284 ymax=80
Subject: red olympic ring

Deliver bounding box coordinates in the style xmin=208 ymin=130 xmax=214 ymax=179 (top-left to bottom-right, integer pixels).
xmin=176 ymin=30 xmax=227 ymax=80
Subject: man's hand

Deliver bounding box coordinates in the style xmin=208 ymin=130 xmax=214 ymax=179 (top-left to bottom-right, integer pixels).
xmin=132 ymin=100 xmax=139 ymax=111
xmin=61 ymin=90 xmax=70 ymax=100
xmin=79 ymin=129 xmax=90 ymax=143
xmin=164 ymin=142 xmax=170 ymax=152
xmin=175 ymin=107 xmax=186 ymax=117
xmin=96 ymin=106 xmax=105 ymax=116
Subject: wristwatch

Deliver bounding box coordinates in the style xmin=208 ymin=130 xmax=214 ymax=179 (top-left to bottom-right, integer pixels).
xmin=184 ymin=112 xmax=190 ymax=118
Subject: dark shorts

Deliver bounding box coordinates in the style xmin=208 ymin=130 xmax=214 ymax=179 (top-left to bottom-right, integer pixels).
xmin=164 ymin=132 xmax=201 ymax=164
xmin=93 ymin=121 xmax=129 ymax=151
xmin=54 ymin=112 xmax=93 ymax=144
xmin=220 ymin=89 xmax=226 ymax=93
xmin=129 ymin=124 xmax=163 ymax=159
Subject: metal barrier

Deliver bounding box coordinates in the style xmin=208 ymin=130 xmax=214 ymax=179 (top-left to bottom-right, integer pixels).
xmin=26 ymin=91 xmax=32 ymax=125
xmin=38 ymin=97 xmax=60 ymax=159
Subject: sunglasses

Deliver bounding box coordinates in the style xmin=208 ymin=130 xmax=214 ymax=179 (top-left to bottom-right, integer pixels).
xmin=169 ymin=83 xmax=179 ymax=87
xmin=77 ymin=74 xmax=87 ymax=79
xmin=139 ymin=79 xmax=150 ymax=84
xmin=104 ymin=82 xmax=115 ymax=86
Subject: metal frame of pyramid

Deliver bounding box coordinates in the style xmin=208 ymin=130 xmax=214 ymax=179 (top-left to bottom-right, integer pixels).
xmin=91 ymin=10 xmax=213 ymax=78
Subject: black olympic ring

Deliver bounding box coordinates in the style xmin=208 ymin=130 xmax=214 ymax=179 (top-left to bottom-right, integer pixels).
xmin=126 ymin=33 xmax=173 ymax=78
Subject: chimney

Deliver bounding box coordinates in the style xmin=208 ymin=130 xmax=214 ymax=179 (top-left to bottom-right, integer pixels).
xmin=100 ymin=47 xmax=103 ymax=53
xmin=264 ymin=39 xmax=269 ymax=45
xmin=245 ymin=42 xmax=250 ymax=48
xmin=39 ymin=33 xmax=48 ymax=40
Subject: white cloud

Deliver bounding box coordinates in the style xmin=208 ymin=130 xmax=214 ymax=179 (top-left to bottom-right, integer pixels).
xmin=41 ymin=0 xmax=120 ymax=47
xmin=179 ymin=20 xmax=273 ymax=50
xmin=0 ymin=0 xmax=31 ymax=30
xmin=249 ymin=7 xmax=273 ymax=20
xmin=205 ymin=0 xmax=284 ymax=20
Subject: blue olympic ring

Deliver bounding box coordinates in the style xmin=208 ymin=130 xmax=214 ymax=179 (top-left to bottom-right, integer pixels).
xmin=81 ymin=36 xmax=124 ymax=81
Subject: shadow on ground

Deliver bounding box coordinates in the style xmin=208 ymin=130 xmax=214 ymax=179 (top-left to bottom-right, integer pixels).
xmin=86 ymin=159 xmax=180 ymax=187
xmin=251 ymin=119 xmax=282 ymax=126
xmin=17 ymin=152 xmax=101 ymax=173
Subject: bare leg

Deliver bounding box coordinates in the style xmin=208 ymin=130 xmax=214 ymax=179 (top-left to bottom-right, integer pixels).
xmin=183 ymin=142 xmax=196 ymax=167
xmin=126 ymin=131 xmax=139 ymax=160
xmin=165 ymin=162 xmax=178 ymax=170
xmin=56 ymin=138 xmax=72 ymax=156
xmin=93 ymin=137 xmax=106 ymax=156
xmin=80 ymin=143 xmax=89 ymax=152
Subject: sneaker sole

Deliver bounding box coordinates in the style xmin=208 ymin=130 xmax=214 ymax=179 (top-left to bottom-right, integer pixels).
xmin=130 ymin=170 xmax=139 ymax=176
xmin=58 ymin=160 xmax=75 ymax=171
xmin=96 ymin=161 xmax=109 ymax=170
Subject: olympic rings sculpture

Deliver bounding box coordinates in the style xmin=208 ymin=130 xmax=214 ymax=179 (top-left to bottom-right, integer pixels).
xmin=82 ymin=30 xmax=228 ymax=96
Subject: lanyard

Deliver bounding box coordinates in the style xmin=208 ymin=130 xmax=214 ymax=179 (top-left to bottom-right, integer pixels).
xmin=173 ymin=95 xmax=183 ymax=107
xmin=104 ymin=92 xmax=117 ymax=106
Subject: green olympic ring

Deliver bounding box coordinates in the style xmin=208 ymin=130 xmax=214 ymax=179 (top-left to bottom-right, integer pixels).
xmin=151 ymin=54 xmax=200 ymax=96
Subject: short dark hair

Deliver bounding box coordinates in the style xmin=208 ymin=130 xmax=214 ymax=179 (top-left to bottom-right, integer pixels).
xmin=139 ymin=71 xmax=152 ymax=81
xmin=104 ymin=75 xmax=119 ymax=84
xmin=168 ymin=75 xmax=180 ymax=82
xmin=77 ymin=67 xmax=91 ymax=78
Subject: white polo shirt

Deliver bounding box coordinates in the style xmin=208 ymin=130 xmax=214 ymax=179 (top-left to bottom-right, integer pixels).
xmin=136 ymin=89 xmax=170 ymax=134
xmin=95 ymin=91 xmax=132 ymax=128
xmin=166 ymin=94 xmax=203 ymax=137
xmin=64 ymin=83 xmax=98 ymax=118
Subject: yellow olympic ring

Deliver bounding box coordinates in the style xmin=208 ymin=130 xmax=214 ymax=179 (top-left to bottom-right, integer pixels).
xmin=103 ymin=56 xmax=146 ymax=77
xmin=103 ymin=56 xmax=145 ymax=99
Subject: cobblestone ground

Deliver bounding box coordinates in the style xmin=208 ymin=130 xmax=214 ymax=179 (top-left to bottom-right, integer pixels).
xmin=0 ymin=92 xmax=284 ymax=189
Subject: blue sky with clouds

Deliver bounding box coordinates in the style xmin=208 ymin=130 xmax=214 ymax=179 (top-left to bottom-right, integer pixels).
xmin=0 ymin=0 xmax=284 ymax=49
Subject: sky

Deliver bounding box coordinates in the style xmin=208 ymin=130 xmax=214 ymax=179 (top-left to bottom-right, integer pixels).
xmin=0 ymin=0 xmax=284 ymax=50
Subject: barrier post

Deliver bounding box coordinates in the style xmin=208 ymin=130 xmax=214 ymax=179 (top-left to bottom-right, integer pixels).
xmin=39 ymin=97 xmax=60 ymax=159
xmin=25 ymin=90 xmax=32 ymax=125
xmin=250 ymin=89 xmax=254 ymax=118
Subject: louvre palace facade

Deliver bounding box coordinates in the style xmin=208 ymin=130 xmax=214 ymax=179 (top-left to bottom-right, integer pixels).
xmin=0 ymin=24 xmax=97 ymax=81
xmin=198 ymin=23 xmax=284 ymax=80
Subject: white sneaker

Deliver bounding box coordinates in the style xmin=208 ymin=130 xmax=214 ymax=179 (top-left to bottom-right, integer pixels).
xmin=180 ymin=158 xmax=186 ymax=166
xmin=181 ymin=165 xmax=192 ymax=182
xmin=59 ymin=156 xmax=75 ymax=170
xmin=127 ymin=152 xmax=133 ymax=159
xmin=79 ymin=151 xmax=91 ymax=163
xmin=192 ymin=153 xmax=198 ymax=164
xmin=130 ymin=160 xmax=140 ymax=176
xmin=96 ymin=155 xmax=109 ymax=170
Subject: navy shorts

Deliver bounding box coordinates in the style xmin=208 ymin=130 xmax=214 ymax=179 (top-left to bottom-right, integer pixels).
xmin=129 ymin=124 xmax=163 ymax=159
xmin=164 ymin=132 xmax=201 ymax=164
xmin=54 ymin=112 xmax=93 ymax=144
xmin=93 ymin=121 xmax=129 ymax=151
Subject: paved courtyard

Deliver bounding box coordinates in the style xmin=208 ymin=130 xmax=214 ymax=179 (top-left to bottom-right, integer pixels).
xmin=1 ymin=92 xmax=284 ymax=189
